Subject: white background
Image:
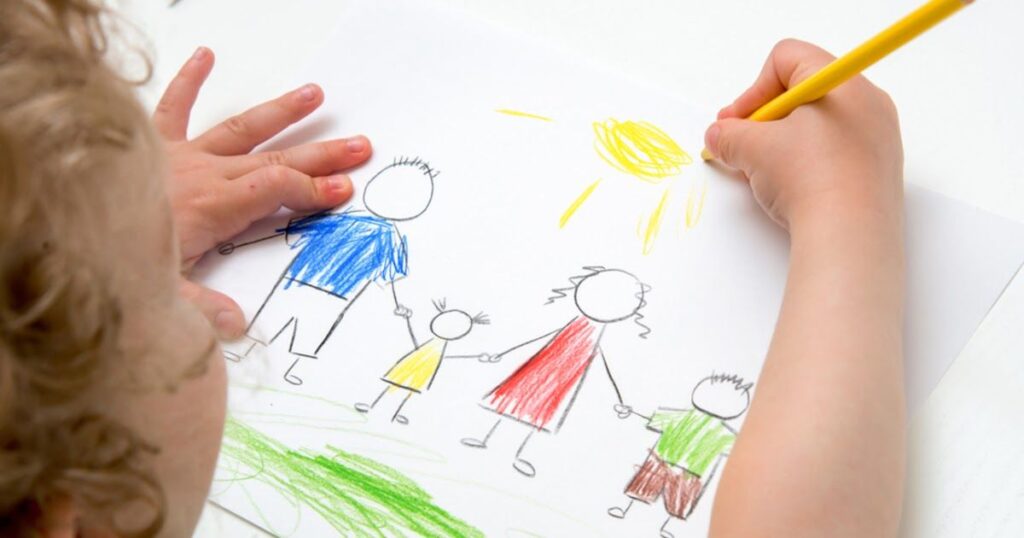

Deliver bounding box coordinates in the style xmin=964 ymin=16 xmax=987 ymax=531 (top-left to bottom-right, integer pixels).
xmin=118 ymin=1 xmax=1024 ymax=536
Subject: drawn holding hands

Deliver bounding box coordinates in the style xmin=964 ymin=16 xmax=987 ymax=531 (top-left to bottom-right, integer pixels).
xmin=476 ymin=352 xmax=500 ymax=363
xmin=155 ymin=46 xmax=373 ymax=338
xmin=613 ymin=403 xmax=634 ymax=419
xmin=394 ymin=304 xmax=414 ymax=319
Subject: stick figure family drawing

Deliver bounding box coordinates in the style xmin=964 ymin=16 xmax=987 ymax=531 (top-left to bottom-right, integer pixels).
xmin=219 ymin=156 xmax=751 ymax=536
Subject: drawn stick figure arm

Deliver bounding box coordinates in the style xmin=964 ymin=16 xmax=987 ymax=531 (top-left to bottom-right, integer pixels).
xmin=494 ymin=328 xmax=561 ymax=360
xmin=599 ymin=347 xmax=626 ymax=406
xmin=387 ymin=278 xmax=415 ymax=346
xmin=445 ymin=352 xmax=501 ymax=363
xmin=216 ymin=231 xmax=286 ymax=255
xmin=216 ymin=212 xmax=333 ymax=255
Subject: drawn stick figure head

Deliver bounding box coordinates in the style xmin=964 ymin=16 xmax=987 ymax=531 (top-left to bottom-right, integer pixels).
xmin=547 ymin=266 xmax=652 ymax=337
xmin=363 ymin=156 xmax=439 ymax=221
xmin=429 ymin=299 xmax=489 ymax=341
xmin=573 ymin=268 xmax=646 ymax=323
xmin=691 ymin=373 xmax=753 ymax=420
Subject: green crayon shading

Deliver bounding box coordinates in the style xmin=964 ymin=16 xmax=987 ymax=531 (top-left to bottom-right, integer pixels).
xmin=221 ymin=417 xmax=483 ymax=538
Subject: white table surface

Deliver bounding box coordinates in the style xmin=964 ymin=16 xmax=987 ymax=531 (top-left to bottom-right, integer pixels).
xmin=118 ymin=1 xmax=1024 ymax=536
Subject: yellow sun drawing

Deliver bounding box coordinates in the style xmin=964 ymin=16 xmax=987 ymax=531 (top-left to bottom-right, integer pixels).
xmin=497 ymin=109 xmax=707 ymax=255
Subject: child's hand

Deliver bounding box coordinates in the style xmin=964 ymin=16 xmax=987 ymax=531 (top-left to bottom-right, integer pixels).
xmin=154 ymin=47 xmax=373 ymax=338
xmin=703 ymin=39 xmax=903 ymax=231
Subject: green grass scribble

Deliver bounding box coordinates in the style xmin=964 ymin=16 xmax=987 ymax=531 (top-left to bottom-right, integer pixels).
xmin=221 ymin=417 xmax=483 ymax=538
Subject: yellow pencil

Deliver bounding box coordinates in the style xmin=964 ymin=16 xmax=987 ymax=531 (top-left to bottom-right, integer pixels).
xmin=702 ymin=0 xmax=974 ymax=161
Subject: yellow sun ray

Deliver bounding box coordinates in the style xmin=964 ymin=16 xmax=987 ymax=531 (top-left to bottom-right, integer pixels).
xmin=495 ymin=109 xmax=554 ymax=122
xmin=642 ymin=188 xmax=672 ymax=255
xmin=559 ymin=179 xmax=603 ymax=228
xmin=685 ymin=182 xmax=709 ymax=229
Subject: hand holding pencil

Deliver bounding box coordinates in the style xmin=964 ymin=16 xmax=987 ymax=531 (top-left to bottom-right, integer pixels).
xmin=702 ymin=0 xmax=974 ymax=161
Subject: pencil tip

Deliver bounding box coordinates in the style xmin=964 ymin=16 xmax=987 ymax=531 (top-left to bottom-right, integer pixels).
xmin=700 ymin=148 xmax=715 ymax=161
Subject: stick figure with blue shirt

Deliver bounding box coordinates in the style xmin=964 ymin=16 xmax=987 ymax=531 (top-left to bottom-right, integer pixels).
xmin=219 ymin=156 xmax=437 ymax=385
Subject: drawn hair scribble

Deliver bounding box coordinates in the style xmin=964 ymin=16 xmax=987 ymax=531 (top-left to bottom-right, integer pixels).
xmin=393 ymin=155 xmax=440 ymax=180
xmin=632 ymin=283 xmax=653 ymax=339
xmin=545 ymin=266 xmax=652 ymax=338
xmin=471 ymin=312 xmax=491 ymax=325
xmin=545 ymin=266 xmax=606 ymax=304
xmin=432 ymin=298 xmax=489 ymax=325
xmin=706 ymin=372 xmax=754 ymax=392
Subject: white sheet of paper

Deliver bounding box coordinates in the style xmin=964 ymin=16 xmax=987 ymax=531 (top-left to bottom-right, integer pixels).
xmin=196 ymin=1 xmax=1024 ymax=536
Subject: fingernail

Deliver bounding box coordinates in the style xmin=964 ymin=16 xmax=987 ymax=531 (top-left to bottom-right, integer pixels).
xmin=192 ymin=47 xmax=209 ymax=62
xmin=323 ymin=175 xmax=352 ymax=194
xmin=214 ymin=310 xmax=243 ymax=339
xmin=705 ymin=124 xmax=721 ymax=157
xmin=297 ymin=84 xmax=318 ymax=102
xmin=346 ymin=136 xmax=368 ymax=153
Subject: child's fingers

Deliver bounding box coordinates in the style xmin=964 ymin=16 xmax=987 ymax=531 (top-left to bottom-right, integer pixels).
xmin=193 ymin=84 xmax=325 ymax=156
xmin=222 ymin=136 xmax=372 ymax=179
xmin=153 ymin=47 xmax=214 ymax=141
xmin=721 ymin=39 xmax=836 ymax=120
xmin=227 ymin=166 xmax=353 ymax=227
xmin=704 ymin=117 xmax=774 ymax=176
xmin=179 ymin=278 xmax=245 ymax=339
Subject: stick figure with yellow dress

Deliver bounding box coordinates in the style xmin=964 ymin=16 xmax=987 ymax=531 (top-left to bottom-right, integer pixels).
xmin=355 ymin=299 xmax=494 ymax=424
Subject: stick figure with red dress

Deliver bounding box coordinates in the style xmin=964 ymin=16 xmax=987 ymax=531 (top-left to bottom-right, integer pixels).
xmin=461 ymin=266 xmax=650 ymax=477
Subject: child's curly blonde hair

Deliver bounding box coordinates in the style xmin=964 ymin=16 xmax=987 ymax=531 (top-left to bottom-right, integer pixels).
xmin=0 ymin=0 xmax=168 ymax=535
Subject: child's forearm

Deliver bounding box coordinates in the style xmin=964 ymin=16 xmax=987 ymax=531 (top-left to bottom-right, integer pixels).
xmin=711 ymin=202 xmax=905 ymax=537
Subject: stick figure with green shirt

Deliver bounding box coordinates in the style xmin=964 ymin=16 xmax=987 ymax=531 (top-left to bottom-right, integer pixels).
xmin=608 ymin=373 xmax=753 ymax=538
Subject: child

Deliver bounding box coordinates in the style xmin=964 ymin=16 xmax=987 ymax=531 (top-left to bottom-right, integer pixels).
xmin=460 ymin=267 xmax=646 ymax=477
xmin=217 ymin=156 xmax=438 ymax=386
xmin=1 ymin=1 xmax=369 ymax=535
xmin=0 ymin=3 xmax=905 ymax=538
xmin=355 ymin=299 xmax=492 ymax=425
xmin=608 ymin=373 xmax=753 ymax=538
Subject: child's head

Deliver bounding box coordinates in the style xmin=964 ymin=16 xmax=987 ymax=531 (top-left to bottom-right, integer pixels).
xmin=363 ymin=156 xmax=438 ymax=221
xmin=547 ymin=266 xmax=651 ymax=337
xmin=691 ymin=373 xmax=753 ymax=420
xmin=428 ymin=299 xmax=488 ymax=341
xmin=1 ymin=2 xmax=226 ymax=535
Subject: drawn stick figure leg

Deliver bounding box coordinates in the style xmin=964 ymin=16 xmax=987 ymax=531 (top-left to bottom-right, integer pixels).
xmin=461 ymin=419 xmax=501 ymax=449
xmin=355 ymin=386 xmax=389 ymax=414
xmin=608 ymin=499 xmax=634 ymax=519
xmin=282 ymin=356 xmax=306 ymax=386
xmin=282 ymin=319 xmax=319 ymax=386
xmin=225 ymin=314 xmax=295 ymax=363
xmin=513 ymin=430 xmax=537 ymax=477
xmin=313 ymin=282 xmax=370 ymax=356
xmin=658 ymin=515 xmax=676 ymax=538
xmin=391 ymin=391 xmax=414 ymax=425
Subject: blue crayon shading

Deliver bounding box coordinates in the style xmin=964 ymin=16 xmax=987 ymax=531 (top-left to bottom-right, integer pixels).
xmin=280 ymin=212 xmax=408 ymax=297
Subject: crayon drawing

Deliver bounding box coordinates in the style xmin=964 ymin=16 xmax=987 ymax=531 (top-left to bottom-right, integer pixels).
xmin=220 ymin=417 xmax=483 ymax=538
xmin=461 ymin=267 xmax=648 ymax=477
xmin=608 ymin=373 xmax=752 ymax=538
xmin=355 ymin=300 xmax=495 ymax=425
xmin=218 ymin=157 xmax=439 ymax=385
xmin=495 ymin=111 xmax=704 ymax=254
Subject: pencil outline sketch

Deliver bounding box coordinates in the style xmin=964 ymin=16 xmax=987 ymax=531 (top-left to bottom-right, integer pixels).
xmin=608 ymin=373 xmax=753 ymax=538
xmin=355 ymin=299 xmax=494 ymax=425
xmin=218 ymin=156 xmax=439 ymax=385
xmin=461 ymin=267 xmax=650 ymax=477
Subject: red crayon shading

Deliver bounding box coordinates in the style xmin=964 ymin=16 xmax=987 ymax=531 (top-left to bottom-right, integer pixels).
xmin=486 ymin=317 xmax=598 ymax=431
